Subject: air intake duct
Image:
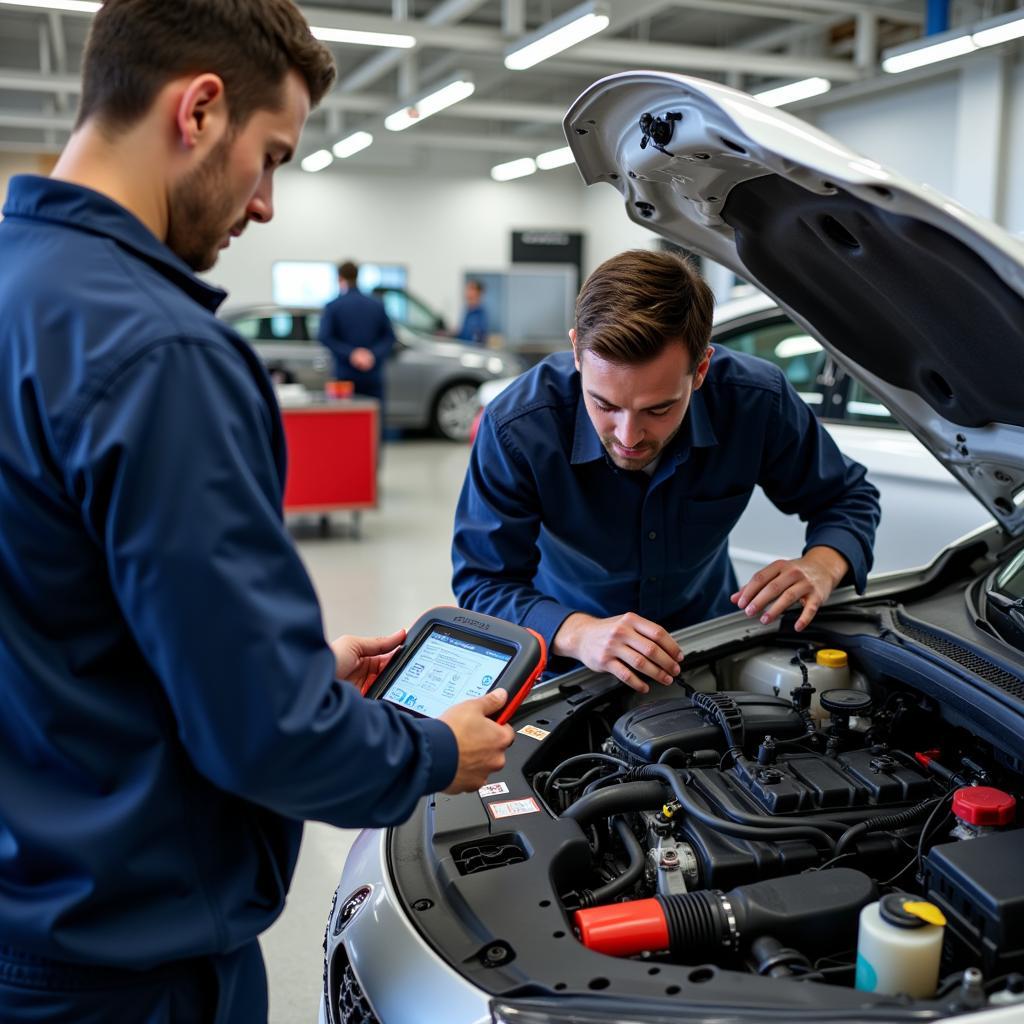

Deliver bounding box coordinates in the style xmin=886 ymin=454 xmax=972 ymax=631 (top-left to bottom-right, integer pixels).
xmin=574 ymin=868 xmax=875 ymax=959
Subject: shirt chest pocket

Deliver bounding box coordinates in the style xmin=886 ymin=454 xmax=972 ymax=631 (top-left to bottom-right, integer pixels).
xmin=675 ymin=492 xmax=752 ymax=567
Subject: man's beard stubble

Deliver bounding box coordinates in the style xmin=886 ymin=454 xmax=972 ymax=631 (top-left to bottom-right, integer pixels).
xmin=166 ymin=133 xmax=243 ymax=273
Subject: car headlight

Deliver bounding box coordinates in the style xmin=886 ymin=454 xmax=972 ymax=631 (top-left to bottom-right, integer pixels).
xmin=460 ymin=353 xmax=487 ymax=369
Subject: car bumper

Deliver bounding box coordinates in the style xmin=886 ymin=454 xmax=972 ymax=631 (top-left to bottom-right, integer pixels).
xmin=323 ymin=827 xmax=491 ymax=1024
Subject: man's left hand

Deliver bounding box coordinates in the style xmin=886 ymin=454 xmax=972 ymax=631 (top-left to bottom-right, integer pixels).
xmin=730 ymin=546 xmax=848 ymax=631
xmin=330 ymin=629 xmax=407 ymax=689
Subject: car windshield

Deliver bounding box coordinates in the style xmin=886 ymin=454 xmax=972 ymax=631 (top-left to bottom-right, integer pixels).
xmin=985 ymin=547 xmax=1024 ymax=652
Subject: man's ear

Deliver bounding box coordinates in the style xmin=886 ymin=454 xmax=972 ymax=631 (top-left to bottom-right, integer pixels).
xmin=173 ymin=73 xmax=228 ymax=153
xmin=569 ymin=328 xmax=581 ymax=372
xmin=693 ymin=345 xmax=714 ymax=389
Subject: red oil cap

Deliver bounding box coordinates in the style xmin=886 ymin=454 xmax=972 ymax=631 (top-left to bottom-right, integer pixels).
xmin=574 ymin=899 xmax=670 ymax=957
xmin=952 ymin=786 xmax=1016 ymax=827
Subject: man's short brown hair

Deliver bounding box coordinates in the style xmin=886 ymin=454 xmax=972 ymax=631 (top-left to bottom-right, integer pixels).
xmin=574 ymin=249 xmax=715 ymax=370
xmin=76 ymin=0 xmax=337 ymax=132
xmin=338 ymin=261 xmax=359 ymax=284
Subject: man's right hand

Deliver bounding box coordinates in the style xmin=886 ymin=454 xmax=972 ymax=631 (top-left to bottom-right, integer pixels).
xmin=553 ymin=612 xmax=683 ymax=693
xmin=440 ymin=689 xmax=516 ymax=793
xmin=350 ymin=347 xmax=376 ymax=372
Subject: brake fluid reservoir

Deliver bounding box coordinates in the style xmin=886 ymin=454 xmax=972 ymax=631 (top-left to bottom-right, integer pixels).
xmin=855 ymin=895 xmax=946 ymax=998
xmin=734 ymin=647 xmax=862 ymax=720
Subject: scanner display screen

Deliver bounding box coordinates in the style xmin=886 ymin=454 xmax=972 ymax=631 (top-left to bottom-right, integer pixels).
xmin=380 ymin=625 xmax=515 ymax=718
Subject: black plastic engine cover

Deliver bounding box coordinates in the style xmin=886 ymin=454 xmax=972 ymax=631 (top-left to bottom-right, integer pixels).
xmin=612 ymin=695 xmax=805 ymax=762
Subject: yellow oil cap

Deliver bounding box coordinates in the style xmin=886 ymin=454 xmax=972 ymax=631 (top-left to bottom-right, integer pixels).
xmin=816 ymin=648 xmax=848 ymax=668
xmin=903 ymin=901 xmax=948 ymax=927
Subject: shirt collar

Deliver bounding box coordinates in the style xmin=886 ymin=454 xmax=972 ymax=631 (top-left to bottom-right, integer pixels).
xmin=570 ymin=381 xmax=719 ymax=467
xmin=2 ymin=175 xmax=228 ymax=313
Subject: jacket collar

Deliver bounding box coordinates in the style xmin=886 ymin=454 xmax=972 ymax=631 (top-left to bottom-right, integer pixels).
xmin=3 ymin=175 xmax=228 ymax=313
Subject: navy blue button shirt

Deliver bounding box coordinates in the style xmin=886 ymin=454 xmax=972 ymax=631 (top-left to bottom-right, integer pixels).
xmin=453 ymin=350 xmax=880 ymax=659
xmin=318 ymin=288 xmax=395 ymax=396
xmin=0 ymin=176 xmax=456 ymax=970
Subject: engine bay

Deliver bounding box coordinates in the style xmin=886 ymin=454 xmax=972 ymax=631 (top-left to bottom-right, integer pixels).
xmin=384 ymin=606 xmax=1024 ymax=1016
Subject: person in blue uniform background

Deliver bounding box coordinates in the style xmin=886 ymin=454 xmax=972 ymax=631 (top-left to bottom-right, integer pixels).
xmin=318 ymin=260 xmax=396 ymax=402
xmin=453 ymin=249 xmax=881 ymax=690
xmin=0 ymin=3 xmax=513 ymax=1022
xmin=456 ymin=278 xmax=489 ymax=345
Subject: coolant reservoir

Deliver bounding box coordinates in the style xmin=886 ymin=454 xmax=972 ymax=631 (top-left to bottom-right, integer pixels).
xmin=855 ymin=895 xmax=946 ymax=998
xmin=734 ymin=647 xmax=864 ymax=720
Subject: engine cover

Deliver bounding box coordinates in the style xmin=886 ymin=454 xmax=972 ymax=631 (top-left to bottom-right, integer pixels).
xmin=612 ymin=694 xmax=805 ymax=762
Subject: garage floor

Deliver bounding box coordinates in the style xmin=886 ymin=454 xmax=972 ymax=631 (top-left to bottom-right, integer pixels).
xmin=262 ymin=439 xmax=473 ymax=1024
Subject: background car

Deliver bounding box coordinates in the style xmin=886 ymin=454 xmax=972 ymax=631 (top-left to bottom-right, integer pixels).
xmin=472 ymin=290 xmax=990 ymax=578
xmin=222 ymin=305 xmax=521 ymax=442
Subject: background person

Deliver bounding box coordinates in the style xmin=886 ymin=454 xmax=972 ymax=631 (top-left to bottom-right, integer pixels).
xmin=456 ymin=278 xmax=489 ymax=345
xmin=0 ymin=3 xmax=512 ymax=1021
xmin=318 ymin=260 xmax=396 ymax=403
xmin=452 ymin=249 xmax=880 ymax=690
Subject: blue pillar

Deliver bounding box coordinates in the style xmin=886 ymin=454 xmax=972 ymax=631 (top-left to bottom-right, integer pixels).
xmin=926 ymin=0 xmax=949 ymax=35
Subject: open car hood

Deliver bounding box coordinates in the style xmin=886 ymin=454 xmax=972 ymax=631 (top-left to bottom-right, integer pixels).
xmin=566 ymin=72 xmax=1024 ymax=536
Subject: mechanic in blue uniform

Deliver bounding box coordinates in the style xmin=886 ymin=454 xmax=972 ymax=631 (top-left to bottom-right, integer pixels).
xmin=318 ymin=260 xmax=396 ymax=402
xmin=456 ymin=278 xmax=489 ymax=345
xmin=0 ymin=3 xmax=513 ymax=1022
xmin=453 ymin=249 xmax=881 ymax=690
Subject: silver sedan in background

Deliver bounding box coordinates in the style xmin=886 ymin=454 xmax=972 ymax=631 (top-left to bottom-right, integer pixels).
xmin=223 ymin=305 xmax=522 ymax=442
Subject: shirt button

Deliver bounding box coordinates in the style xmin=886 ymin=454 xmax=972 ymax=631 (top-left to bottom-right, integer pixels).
xmin=648 ymin=531 xmax=657 ymax=540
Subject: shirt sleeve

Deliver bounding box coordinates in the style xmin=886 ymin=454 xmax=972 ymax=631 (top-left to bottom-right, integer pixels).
xmin=64 ymin=337 xmax=457 ymax=827
xmin=452 ymin=411 xmax=575 ymax=647
xmin=758 ymin=370 xmax=881 ymax=592
xmin=371 ymin=304 xmax=396 ymax=361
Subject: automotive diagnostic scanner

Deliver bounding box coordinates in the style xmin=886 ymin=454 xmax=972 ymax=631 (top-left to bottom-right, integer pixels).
xmin=362 ymin=608 xmax=547 ymax=725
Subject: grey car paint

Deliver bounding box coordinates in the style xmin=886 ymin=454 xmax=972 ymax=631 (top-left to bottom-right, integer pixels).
xmin=222 ymin=305 xmax=521 ymax=441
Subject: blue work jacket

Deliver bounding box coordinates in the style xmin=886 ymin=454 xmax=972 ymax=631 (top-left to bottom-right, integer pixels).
xmin=318 ymin=289 xmax=395 ymax=395
xmin=453 ymin=350 xmax=880 ymax=661
xmin=0 ymin=176 xmax=456 ymax=971
xmin=457 ymin=306 xmax=488 ymax=345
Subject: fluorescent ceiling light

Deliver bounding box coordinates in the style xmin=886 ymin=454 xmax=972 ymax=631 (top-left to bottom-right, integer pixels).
xmin=774 ymin=335 xmax=822 ymax=359
xmin=536 ymin=146 xmax=575 ymax=170
xmin=310 ymin=25 xmax=415 ymax=48
xmin=973 ymin=11 xmax=1024 ymax=48
xmin=491 ymin=157 xmax=537 ymax=182
xmin=882 ymin=33 xmax=975 ymax=73
xmin=332 ymin=131 xmax=373 ymax=159
xmin=754 ymin=76 xmax=831 ymax=107
xmin=0 ymin=0 xmax=100 ymax=10
xmin=505 ymin=2 xmax=609 ymax=71
xmin=300 ymin=149 xmax=333 ymax=173
xmin=385 ymin=77 xmax=475 ymax=131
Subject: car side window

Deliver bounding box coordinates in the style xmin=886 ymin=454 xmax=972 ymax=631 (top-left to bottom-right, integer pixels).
xmin=844 ymin=375 xmax=900 ymax=429
xmin=715 ymin=317 xmax=826 ymax=410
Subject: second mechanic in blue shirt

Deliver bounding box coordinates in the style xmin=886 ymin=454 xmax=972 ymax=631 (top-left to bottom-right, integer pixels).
xmin=453 ymin=249 xmax=881 ymax=690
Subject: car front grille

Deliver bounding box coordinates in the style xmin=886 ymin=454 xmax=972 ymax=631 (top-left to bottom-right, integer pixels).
xmin=329 ymin=943 xmax=381 ymax=1024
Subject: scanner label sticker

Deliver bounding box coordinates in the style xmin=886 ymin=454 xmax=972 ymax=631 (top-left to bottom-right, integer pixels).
xmin=487 ymin=798 xmax=540 ymax=820
xmin=478 ymin=782 xmax=509 ymax=798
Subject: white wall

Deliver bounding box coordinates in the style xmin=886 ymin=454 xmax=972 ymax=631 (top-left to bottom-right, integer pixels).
xmin=1005 ymin=53 xmax=1024 ymax=235
xmin=208 ymin=163 xmax=652 ymax=322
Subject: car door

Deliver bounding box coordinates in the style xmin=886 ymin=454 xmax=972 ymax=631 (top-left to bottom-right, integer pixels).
xmin=233 ymin=310 xmax=330 ymax=390
xmin=717 ymin=311 xmax=990 ymax=585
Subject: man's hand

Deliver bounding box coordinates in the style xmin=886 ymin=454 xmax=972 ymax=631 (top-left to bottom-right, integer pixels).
xmin=730 ymin=546 xmax=848 ymax=631
xmin=330 ymin=629 xmax=406 ymax=690
xmin=350 ymin=347 xmax=376 ymax=372
xmin=553 ymin=612 xmax=682 ymax=693
xmin=440 ymin=689 xmax=516 ymax=793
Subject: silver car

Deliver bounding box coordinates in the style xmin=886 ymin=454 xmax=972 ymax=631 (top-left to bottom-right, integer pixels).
xmin=323 ymin=72 xmax=1024 ymax=1024
xmin=222 ymin=305 xmax=521 ymax=442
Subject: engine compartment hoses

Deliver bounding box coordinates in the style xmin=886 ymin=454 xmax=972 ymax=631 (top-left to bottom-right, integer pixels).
xmin=578 ymin=817 xmax=646 ymax=908
xmin=561 ymin=781 xmax=668 ymax=828
xmin=834 ymin=796 xmax=945 ymax=858
xmin=635 ymin=764 xmax=837 ymax=855
xmin=542 ymin=753 xmax=630 ymax=801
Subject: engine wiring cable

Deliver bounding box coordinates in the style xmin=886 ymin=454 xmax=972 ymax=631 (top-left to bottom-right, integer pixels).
xmin=541 ymin=752 xmax=629 ymax=803
xmin=878 ymin=789 xmax=956 ymax=887
xmin=833 ymin=795 xmax=945 ymax=858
